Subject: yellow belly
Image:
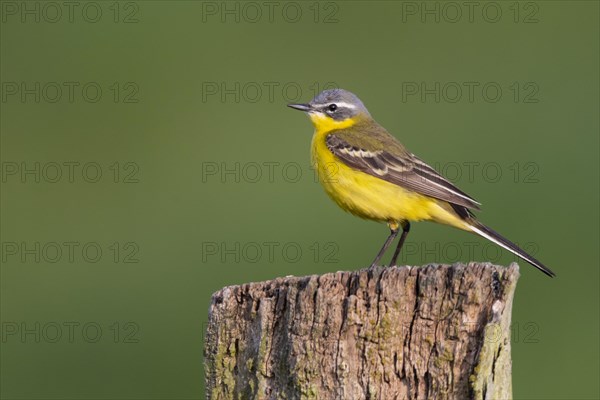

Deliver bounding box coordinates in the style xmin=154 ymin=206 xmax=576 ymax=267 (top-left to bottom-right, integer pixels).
xmin=311 ymin=131 xmax=470 ymax=230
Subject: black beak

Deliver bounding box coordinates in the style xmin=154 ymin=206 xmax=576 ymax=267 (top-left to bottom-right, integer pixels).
xmin=287 ymin=103 xmax=312 ymax=112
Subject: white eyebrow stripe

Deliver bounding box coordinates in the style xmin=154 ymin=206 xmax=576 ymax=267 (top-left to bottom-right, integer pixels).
xmin=333 ymin=102 xmax=357 ymax=109
xmin=313 ymin=101 xmax=357 ymax=109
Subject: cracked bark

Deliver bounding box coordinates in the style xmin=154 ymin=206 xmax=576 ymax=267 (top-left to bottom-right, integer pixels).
xmin=204 ymin=262 xmax=519 ymax=400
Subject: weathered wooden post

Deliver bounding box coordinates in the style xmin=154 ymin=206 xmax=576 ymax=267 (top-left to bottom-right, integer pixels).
xmin=204 ymin=262 xmax=519 ymax=399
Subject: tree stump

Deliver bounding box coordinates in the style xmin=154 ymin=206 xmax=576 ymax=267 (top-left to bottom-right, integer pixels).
xmin=204 ymin=262 xmax=519 ymax=400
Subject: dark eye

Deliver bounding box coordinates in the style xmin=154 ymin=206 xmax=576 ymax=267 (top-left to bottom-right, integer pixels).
xmin=328 ymin=104 xmax=338 ymax=112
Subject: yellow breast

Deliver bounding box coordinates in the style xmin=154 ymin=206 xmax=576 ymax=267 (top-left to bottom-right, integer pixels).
xmin=310 ymin=123 xmax=469 ymax=229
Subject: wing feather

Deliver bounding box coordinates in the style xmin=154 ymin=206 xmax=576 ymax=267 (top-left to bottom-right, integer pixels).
xmin=326 ymin=133 xmax=481 ymax=210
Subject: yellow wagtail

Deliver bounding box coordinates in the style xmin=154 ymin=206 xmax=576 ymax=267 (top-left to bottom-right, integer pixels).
xmin=288 ymin=89 xmax=555 ymax=277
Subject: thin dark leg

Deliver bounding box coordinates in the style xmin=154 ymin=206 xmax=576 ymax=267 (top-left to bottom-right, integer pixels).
xmin=389 ymin=221 xmax=411 ymax=267
xmin=370 ymin=228 xmax=399 ymax=268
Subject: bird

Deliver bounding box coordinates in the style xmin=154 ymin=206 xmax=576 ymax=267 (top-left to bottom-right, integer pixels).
xmin=288 ymin=88 xmax=555 ymax=277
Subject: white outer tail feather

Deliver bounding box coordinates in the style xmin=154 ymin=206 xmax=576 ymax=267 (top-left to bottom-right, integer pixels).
xmin=469 ymin=224 xmax=542 ymax=271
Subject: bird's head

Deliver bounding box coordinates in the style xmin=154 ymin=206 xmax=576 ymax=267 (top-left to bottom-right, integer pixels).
xmin=288 ymin=89 xmax=371 ymax=131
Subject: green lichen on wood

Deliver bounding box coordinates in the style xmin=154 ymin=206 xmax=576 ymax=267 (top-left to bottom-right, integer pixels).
xmin=206 ymin=332 xmax=237 ymax=399
xmin=470 ymin=323 xmax=505 ymax=399
xmin=469 ymin=264 xmax=519 ymax=400
xmin=434 ymin=346 xmax=455 ymax=369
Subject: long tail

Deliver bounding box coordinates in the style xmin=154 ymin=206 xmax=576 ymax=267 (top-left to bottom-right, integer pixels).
xmin=467 ymin=220 xmax=556 ymax=278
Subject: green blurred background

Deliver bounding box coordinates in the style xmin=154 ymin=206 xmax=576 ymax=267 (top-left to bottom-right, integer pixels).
xmin=1 ymin=1 xmax=598 ymax=399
